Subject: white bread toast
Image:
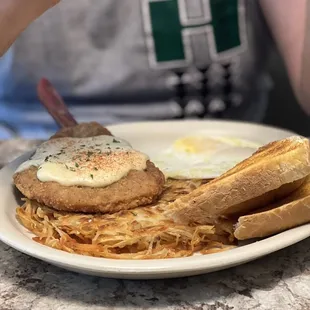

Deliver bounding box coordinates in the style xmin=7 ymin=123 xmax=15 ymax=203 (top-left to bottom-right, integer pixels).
xmin=234 ymin=176 xmax=310 ymax=240
xmin=165 ymin=136 xmax=310 ymax=225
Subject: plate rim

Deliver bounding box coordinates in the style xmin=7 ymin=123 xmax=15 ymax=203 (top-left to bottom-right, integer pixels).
xmin=106 ymin=119 xmax=299 ymax=136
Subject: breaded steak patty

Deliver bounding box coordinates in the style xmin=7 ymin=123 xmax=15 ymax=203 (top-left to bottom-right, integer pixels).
xmin=50 ymin=122 xmax=112 ymax=139
xmin=13 ymin=122 xmax=165 ymax=213
xmin=14 ymin=161 xmax=165 ymax=213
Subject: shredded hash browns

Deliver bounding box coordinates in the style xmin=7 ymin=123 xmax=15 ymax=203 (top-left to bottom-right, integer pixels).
xmin=16 ymin=179 xmax=236 ymax=259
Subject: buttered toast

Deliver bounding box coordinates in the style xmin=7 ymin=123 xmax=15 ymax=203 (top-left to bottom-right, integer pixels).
xmin=165 ymin=136 xmax=310 ymax=225
xmin=234 ymin=175 xmax=310 ymax=240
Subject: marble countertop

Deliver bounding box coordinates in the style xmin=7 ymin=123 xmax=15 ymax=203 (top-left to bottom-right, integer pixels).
xmin=1 ymin=140 xmax=310 ymax=310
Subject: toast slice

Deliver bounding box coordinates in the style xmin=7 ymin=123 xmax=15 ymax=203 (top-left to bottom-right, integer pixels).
xmin=165 ymin=136 xmax=310 ymax=224
xmin=234 ymin=176 xmax=310 ymax=240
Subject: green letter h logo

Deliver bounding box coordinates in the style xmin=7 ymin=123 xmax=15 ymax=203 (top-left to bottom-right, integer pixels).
xmin=142 ymin=0 xmax=246 ymax=69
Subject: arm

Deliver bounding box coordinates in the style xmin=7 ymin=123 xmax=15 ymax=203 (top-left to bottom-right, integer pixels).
xmin=259 ymin=0 xmax=310 ymax=114
xmin=0 ymin=0 xmax=59 ymax=56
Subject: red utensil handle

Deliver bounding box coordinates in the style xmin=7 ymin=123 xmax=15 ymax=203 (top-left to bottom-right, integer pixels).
xmin=37 ymin=78 xmax=78 ymax=128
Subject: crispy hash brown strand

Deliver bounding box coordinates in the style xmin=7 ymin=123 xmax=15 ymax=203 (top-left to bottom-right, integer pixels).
xmin=16 ymin=179 xmax=236 ymax=259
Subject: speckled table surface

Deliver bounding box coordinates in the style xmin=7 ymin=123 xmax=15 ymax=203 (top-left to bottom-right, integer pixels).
xmin=0 ymin=140 xmax=310 ymax=310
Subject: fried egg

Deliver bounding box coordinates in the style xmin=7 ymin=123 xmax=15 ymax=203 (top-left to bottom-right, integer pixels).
xmin=152 ymin=134 xmax=261 ymax=179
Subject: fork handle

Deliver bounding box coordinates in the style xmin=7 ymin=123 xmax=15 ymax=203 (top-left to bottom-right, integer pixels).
xmin=37 ymin=78 xmax=78 ymax=128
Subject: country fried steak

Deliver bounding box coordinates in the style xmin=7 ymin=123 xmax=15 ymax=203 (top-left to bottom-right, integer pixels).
xmin=13 ymin=122 xmax=165 ymax=213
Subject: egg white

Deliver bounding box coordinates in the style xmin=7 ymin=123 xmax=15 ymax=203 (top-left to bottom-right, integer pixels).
xmin=152 ymin=134 xmax=261 ymax=179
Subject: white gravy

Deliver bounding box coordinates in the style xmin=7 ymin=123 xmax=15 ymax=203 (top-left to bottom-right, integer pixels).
xmin=15 ymin=135 xmax=149 ymax=187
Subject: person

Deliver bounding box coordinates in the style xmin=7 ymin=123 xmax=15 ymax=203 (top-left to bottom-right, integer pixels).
xmin=0 ymin=0 xmax=308 ymax=138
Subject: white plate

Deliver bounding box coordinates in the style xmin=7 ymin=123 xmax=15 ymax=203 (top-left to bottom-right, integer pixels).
xmin=0 ymin=120 xmax=309 ymax=280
